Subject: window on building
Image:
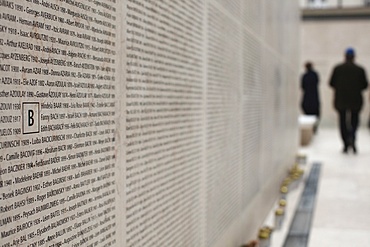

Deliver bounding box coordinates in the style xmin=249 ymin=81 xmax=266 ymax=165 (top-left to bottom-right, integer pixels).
xmin=307 ymin=0 xmax=327 ymax=8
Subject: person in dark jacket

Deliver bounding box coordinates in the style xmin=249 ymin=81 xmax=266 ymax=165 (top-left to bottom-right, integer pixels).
xmin=329 ymin=48 xmax=368 ymax=153
xmin=301 ymin=62 xmax=320 ymax=132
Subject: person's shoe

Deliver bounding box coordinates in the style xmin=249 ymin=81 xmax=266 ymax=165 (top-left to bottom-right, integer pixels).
xmin=343 ymin=146 xmax=349 ymax=154
xmin=352 ymin=144 xmax=357 ymax=154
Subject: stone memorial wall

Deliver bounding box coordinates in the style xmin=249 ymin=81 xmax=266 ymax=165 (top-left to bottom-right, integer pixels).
xmin=0 ymin=1 xmax=299 ymax=246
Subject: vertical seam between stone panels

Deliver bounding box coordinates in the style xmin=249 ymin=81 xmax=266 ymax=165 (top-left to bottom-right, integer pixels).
xmin=201 ymin=0 xmax=209 ymax=246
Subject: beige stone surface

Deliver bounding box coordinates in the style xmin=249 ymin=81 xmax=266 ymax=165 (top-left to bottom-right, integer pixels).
xmin=0 ymin=1 xmax=300 ymax=246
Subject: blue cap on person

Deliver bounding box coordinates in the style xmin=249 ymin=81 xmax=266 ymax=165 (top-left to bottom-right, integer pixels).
xmin=345 ymin=47 xmax=355 ymax=56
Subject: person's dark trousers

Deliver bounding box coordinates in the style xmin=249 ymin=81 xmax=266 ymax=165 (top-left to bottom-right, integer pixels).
xmin=338 ymin=110 xmax=359 ymax=151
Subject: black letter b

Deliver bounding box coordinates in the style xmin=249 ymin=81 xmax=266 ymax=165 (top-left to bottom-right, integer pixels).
xmin=28 ymin=110 xmax=34 ymax=126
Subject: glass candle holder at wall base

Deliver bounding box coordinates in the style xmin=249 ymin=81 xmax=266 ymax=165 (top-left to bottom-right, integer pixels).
xmin=258 ymin=233 xmax=270 ymax=247
xmin=258 ymin=236 xmax=270 ymax=247
xmin=296 ymin=154 xmax=307 ymax=165
xmin=279 ymin=199 xmax=287 ymax=208
xmin=274 ymin=208 xmax=285 ymax=230
xmin=258 ymin=227 xmax=272 ymax=247
xmin=280 ymin=186 xmax=288 ymax=200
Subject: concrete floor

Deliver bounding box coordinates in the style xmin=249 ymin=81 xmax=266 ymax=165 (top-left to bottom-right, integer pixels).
xmin=301 ymin=128 xmax=370 ymax=246
xmin=265 ymin=128 xmax=370 ymax=247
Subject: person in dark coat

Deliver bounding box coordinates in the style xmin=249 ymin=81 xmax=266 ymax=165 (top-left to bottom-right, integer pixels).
xmin=301 ymin=62 xmax=320 ymax=132
xmin=329 ymin=48 xmax=368 ymax=153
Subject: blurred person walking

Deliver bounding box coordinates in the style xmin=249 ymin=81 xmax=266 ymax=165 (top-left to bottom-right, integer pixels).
xmin=329 ymin=48 xmax=368 ymax=154
xmin=301 ymin=62 xmax=320 ymax=133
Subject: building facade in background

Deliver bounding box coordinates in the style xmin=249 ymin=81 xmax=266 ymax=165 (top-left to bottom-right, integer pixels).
xmin=301 ymin=0 xmax=370 ymax=8
xmin=301 ymin=3 xmax=370 ymax=127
